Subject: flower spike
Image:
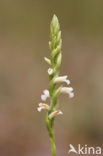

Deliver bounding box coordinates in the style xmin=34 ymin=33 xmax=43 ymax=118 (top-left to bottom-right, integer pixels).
xmin=37 ymin=15 xmax=74 ymax=156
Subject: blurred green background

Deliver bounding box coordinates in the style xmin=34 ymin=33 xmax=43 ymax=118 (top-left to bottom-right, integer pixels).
xmin=0 ymin=0 xmax=103 ymax=156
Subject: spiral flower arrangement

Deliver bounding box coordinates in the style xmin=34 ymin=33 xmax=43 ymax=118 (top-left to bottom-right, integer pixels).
xmin=37 ymin=15 xmax=74 ymax=156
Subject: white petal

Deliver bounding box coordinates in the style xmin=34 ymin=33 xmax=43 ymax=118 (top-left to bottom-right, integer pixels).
xmin=54 ymin=76 xmax=67 ymax=82
xmin=48 ymin=68 xmax=53 ymax=75
xmin=37 ymin=107 xmax=42 ymax=112
xmin=41 ymin=94 xmax=47 ymax=101
xmin=43 ymin=89 xmax=50 ymax=97
xmin=38 ymin=103 xmax=43 ymax=107
xmin=49 ymin=110 xmax=63 ymax=119
xmin=69 ymin=87 xmax=73 ymax=92
xmin=60 ymin=87 xmax=74 ymax=98
xmin=59 ymin=111 xmax=63 ymax=115
xmin=41 ymin=90 xmax=50 ymax=101
xmin=64 ymin=79 xmax=70 ymax=85
xmin=69 ymin=92 xmax=74 ymax=98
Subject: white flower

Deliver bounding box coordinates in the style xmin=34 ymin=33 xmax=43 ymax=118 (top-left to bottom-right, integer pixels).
xmin=49 ymin=110 xmax=63 ymax=119
xmin=48 ymin=68 xmax=53 ymax=75
xmin=37 ymin=103 xmax=50 ymax=112
xmin=54 ymin=76 xmax=70 ymax=85
xmin=69 ymin=92 xmax=74 ymax=98
xmin=61 ymin=87 xmax=74 ymax=98
xmin=41 ymin=89 xmax=50 ymax=101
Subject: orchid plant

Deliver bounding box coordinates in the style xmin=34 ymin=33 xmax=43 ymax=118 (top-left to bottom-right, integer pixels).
xmin=37 ymin=15 xmax=74 ymax=156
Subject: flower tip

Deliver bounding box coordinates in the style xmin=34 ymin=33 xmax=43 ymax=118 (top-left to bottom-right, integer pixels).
xmin=43 ymin=89 xmax=49 ymax=96
xmin=37 ymin=107 xmax=41 ymax=112
xmin=53 ymin=14 xmax=58 ymax=21
xmin=69 ymin=87 xmax=74 ymax=92
xmin=41 ymin=95 xmax=46 ymax=101
xmin=37 ymin=103 xmax=50 ymax=112
xmin=61 ymin=87 xmax=74 ymax=98
xmin=65 ymin=79 xmax=70 ymax=85
xmin=44 ymin=57 xmax=51 ymax=65
xmin=38 ymin=103 xmax=42 ymax=106
xmin=41 ymin=89 xmax=50 ymax=101
xmin=69 ymin=92 xmax=74 ymax=98
xmin=51 ymin=14 xmax=60 ymax=30
xmin=59 ymin=111 xmax=63 ymax=115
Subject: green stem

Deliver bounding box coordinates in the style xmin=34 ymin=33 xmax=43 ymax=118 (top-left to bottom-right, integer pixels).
xmin=46 ymin=116 xmax=57 ymax=156
xmin=50 ymin=122 xmax=56 ymax=156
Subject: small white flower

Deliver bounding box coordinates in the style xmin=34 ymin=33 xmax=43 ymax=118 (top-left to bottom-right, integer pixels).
xmin=69 ymin=92 xmax=74 ymax=98
xmin=49 ymin=110 xmax=63 ymax=119
xmin=41 ymin=89 xmax=50 ymax=101
xmin=41 ymin=95 xmax=47 ymax=101
xmin=37 ymin=103 xmax=50 ymax=112
xmin=54 ymin=76 xmax=70 ymax=85
xmin=37 ymin=107 xmax=43 ymax=112
xmin=61 ymin=87 xmax=74 ymax=98
xmin=43 ymin=90 xmax=49 ymax=97
xmin=48 ymin=68 xmax=53 ymax=75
